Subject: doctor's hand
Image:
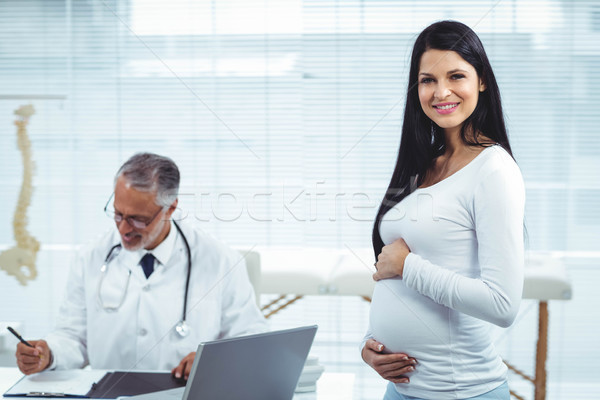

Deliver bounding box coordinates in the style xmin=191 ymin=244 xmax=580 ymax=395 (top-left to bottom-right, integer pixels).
xmin=15 ymin=339 xmax=51 ymax=375
xmin=172 ymin=352 xmax=196 ymax=381
xmin=373 ymin=238 xmax=410 ymax=281
xmin=361 ymin=339 xmax=417 ymax=384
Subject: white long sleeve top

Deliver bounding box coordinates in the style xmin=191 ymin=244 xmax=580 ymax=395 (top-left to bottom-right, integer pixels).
xmin=365 ymin=145 xmax=525 ymax=399
xmin=45 ymin=220 xmax=268 ymax=371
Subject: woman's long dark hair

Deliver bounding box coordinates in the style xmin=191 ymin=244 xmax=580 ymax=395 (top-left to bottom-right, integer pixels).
xmin=372 ymin=20 xmax=513 ymax=259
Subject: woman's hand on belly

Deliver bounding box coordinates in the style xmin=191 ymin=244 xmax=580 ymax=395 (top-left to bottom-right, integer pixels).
xmin=361 ymin=339 xmax=417 ymax=384
xmin=374 ymin=238 xmax=411 ymax=281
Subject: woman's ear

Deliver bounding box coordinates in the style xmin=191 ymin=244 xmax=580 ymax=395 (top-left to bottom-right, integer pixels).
xmin=479 ymin=78 xmax=486 ymax=92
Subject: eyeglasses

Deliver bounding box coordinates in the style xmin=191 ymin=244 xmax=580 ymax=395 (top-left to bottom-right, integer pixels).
xmin=104 ymin=193 xmax=165 ymax=230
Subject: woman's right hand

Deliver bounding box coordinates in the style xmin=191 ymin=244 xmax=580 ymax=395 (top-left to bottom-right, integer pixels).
xmin=361 ymin=339 xmax=417 ymax=383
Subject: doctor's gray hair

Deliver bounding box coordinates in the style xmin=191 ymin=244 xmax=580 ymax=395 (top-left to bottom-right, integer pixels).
xmin=115 ymin=152 xmax=180 ymax=208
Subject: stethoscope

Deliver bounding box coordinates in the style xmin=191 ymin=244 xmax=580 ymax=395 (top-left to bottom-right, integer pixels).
xmin=96 ymin=221 xmax=192 ymax=338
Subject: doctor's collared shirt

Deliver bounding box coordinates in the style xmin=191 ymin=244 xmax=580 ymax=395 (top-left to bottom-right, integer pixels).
xmin=45 ymin=220 xmax=268 ymax=371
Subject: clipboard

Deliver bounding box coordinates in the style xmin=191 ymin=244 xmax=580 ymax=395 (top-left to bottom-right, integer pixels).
xmin=86 ymin=372 xmax=186 ymax=399
xmin=3 ymin=370 xmax=186 ymax=398
xmin=3 ymin=370 xmax=107 ymax=398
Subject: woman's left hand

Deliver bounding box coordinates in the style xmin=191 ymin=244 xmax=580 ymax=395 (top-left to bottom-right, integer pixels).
xmin=373 ymin=238 xmax=410 ymax=281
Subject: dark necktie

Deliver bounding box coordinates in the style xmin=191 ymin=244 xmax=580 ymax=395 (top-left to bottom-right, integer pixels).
xmin=140 ymin=253 xmax=155 ymax=279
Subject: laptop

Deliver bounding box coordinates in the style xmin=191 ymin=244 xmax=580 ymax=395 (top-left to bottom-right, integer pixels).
xmin=119 ymin=325 xmax=318 ymax=400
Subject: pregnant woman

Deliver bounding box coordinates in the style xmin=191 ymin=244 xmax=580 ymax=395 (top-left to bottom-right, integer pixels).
xmin=362 ymin=21 xmax=525 ymax=400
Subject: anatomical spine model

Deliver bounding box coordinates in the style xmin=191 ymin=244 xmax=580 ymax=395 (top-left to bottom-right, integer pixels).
xmin=0 ymin=104 xmax=40 ymax=285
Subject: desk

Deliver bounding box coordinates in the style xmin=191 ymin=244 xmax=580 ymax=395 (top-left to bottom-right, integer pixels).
xmin=0 ymin=368 xmax=356 ymax=400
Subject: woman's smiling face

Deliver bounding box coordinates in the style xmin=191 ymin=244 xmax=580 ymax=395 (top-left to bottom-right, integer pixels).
xmin=418 ymin=49 xmax=485 ymax=136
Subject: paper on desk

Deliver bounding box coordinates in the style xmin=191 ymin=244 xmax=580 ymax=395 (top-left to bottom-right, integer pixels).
xmin=4 ymin=369 xmax=107 ymax=397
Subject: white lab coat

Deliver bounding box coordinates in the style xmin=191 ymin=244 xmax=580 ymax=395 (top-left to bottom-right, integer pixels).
xmin=45 ymin=220 xmax=268 ymax=371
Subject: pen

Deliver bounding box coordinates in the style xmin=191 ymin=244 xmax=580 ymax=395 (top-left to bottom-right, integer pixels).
xmin=7 ymin=326 xmax=44 ymax=360
xmin=7 ymin=326 xmax=34 ymax=348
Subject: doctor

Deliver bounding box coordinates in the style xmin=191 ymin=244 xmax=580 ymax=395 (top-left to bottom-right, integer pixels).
xmin=15 ymin=152 xmax=268 ymax=379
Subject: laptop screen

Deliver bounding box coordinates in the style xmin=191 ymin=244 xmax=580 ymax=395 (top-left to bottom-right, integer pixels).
xmin=183 ymin=325 xmax=318 ymax=400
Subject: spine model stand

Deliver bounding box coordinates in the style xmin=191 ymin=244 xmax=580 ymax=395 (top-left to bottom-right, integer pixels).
xmin=0 ymin=104 xmax=40 ymax=285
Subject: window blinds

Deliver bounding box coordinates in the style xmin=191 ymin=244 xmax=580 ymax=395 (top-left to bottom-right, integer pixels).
xmin=0 ymin=0 xmax=598 ymax=252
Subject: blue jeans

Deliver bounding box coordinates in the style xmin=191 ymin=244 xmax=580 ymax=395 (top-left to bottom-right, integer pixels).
xmin=383 ymin=381 xmax=510 ymax=400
